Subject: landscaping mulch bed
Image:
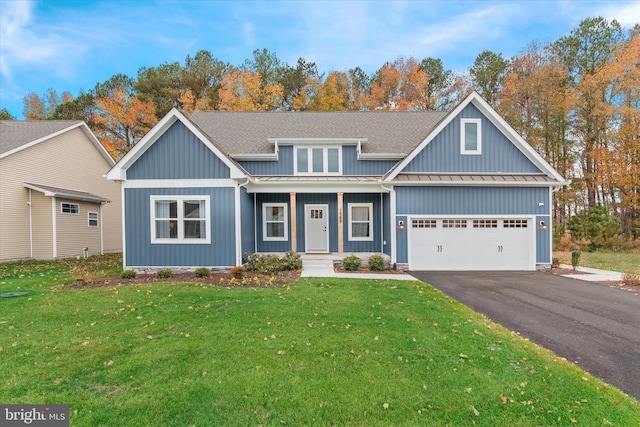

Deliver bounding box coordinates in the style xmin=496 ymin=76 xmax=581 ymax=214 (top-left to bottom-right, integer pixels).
xmin=333 ymin=266 xmax=407 ymax=274
xmin=61 ymin=269 xmax=301 ymax=289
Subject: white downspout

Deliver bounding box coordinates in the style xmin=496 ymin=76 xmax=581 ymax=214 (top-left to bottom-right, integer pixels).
xmin=381 ymin=184 xmax=396 ymax=265
xmin=100 ymin=203 xmax=104 ymax=255
xmin=236 ymin=178 xmax=251 ymax=266
xmin=28 ymin=189 xmax=33 ymax=258
xmin=51 ymin=196 xmax=57 ymax=258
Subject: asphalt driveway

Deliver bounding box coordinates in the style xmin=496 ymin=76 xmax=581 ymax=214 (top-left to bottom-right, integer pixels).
xmin=410 ymin=271 xmax=640 ymax=400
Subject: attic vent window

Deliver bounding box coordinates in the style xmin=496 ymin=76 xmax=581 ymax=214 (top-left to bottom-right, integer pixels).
xmin=295 ymin=147 xmax=341 ymax=175
xmin=461 ymin=118 xmax=482 ymax=155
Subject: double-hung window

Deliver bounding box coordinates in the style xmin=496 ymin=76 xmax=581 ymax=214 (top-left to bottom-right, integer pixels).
xmin=295 ymin=147 xmax=341 ymax=175
xmin=151 ymin=196 xmax=210 ymax=244
xmin=461 ymin=118 xmax=482 ymax=154
xmin=263 ymin=203 xmax=288 ymax=241
xmin=348 ymin=203 xmax=373 ymax=241
xmin=88 ymin=212 xmax=99 ymax=227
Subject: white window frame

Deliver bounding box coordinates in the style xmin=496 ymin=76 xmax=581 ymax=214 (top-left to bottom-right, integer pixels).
xmin=88 ymin=211 xmax=99 ymax=227
xmin=294 ymin=146 xmax=342 ymax=175
xmin=61 ymin=202 xmax=79 ymax=215
xmin=348 ymin=203 xmax=373 ymax=241
xmin=150 ymin=195 xmax=211 ymax=244
xmin=461 ymin=118 xmax=482 ymax=155
xmin=263 ymin=203 xmax=288 ymax=241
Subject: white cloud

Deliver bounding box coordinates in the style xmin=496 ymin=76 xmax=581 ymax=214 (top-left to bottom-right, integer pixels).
xmin=596 ymin=0 xmax=640 ymax=28
xmin=0 ymin=0 xmax=88 ymax=81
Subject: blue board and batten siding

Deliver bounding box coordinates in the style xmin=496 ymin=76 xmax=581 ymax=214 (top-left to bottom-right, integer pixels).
xmin=127 ymin=121 xmax=231 ymax=179
xmin=394 ymin=186 xmax=551 ymax=264
xmin=404 ymin=103 xmax=541 ymax=174
xmin=124 ymin=187 xmax=236 ymax=267
xmin=239 ymin=145 xmax=396 ymax=176
xmin=256 ymin=193 xmax=291 ymax=253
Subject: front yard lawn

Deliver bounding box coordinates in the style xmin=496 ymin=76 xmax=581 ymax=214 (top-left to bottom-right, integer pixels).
xmin=555 ymin=250 xmax=640 ymax=274
xmin=1 ymin=259 xmax=637 ymax=426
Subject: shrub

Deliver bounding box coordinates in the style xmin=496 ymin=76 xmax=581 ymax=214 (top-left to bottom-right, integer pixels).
xmin=246 ymin=252 xmax=301 ymax=274
xmin=567 ymin=205 xmax=622 ymax=249
xmin=231 ymin=266 xmax=246 ymax=279
xmin=571 ymin=251 xmax=581 ymax=271
xmin=551 ymin=258 xmax=560 ymax=269
xmin=343 ymin=255 xmax=361 ymax=271
xmin=195 ymin=268 xmax=210 ymax=278
xmin=368 ymin=254 xmax=386 ymax=271
xmin=120 ymin=270 xmax=137 ymax=279
xmin=621 ymin=272 xmax=640 ymax=286
xmin=281 ymin=251 xmax=302 ymax=270
xmin=156 ymin=269 xmax=172 ymax=279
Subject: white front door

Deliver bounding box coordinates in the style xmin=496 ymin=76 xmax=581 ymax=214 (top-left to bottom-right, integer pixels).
xmin=305 ymin=204 xmax=329 ymax=252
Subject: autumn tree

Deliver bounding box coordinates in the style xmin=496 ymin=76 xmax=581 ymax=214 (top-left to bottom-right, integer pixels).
xmin=92 ymin=75 xmax=158 ymax=159
xmin=555 ymin=17 xmax=625 ymax=208
xmin=22 ymin=88 xmax=71 ymax=119
xmin=306 ymin=71 xmax=351 ymax=111
xmin=589 ymin=30 xmax=640 ymax=236
xmin=369 ymin=56 xmax=429 ymax=110
xmin=499 ymin=43 xmax=577 ymax=223
xmin=217 ymin=69 xmax=283 ymax=111
xmin=469 ymin=50 xmax=508 ymax=107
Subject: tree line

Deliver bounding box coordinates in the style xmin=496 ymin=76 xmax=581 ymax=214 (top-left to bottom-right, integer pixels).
xmin=2 ymin=17 xmax=638 ymax=241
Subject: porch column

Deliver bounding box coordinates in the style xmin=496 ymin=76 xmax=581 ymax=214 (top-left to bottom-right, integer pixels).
xmin=337 ymin=192 xmax=344 ymax=254
xmin=290 ymin=192 xmax=297 ymax=252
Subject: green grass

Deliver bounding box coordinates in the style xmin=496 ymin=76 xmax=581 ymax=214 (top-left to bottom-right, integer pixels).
xmin=555 ymin=250 xmax=640 ymax=274
xmin=1 ymin=257 xmax=638 ymax=426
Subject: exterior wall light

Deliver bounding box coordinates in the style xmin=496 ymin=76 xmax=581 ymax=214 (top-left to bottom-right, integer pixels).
xmin=539 ymin=220 xmax=547 ymax=230
xmin=398 ymin=220 xmax=405 ymax=230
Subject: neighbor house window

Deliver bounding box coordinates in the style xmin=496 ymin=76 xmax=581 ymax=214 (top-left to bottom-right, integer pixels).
xmin=263 ymin=203 xmax=288 ymax=241
xmin=61 ymin=202 xmax=79 ymax=214
xmin=88 ymin=212 xmax=99 ymax=227
xmin=461 ymin=118 xmax=482 ymax=154
xmin=151 ymin=196 xmax=210 ymax=244
xmin=295 ymin=147 xmax=341 ymax=175
xmin=349 ymin=203 xmax=373 ymax=241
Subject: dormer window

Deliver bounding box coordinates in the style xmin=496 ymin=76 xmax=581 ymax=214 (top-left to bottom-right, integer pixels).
xmin=295 ymin=147 xmax=341 ymax=175
xmin=461 ymin=118 xmax=482 ymax=155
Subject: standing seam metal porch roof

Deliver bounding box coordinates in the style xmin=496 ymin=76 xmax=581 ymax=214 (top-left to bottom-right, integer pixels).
xmin=188 ymin=111 xmax=449 ymax=156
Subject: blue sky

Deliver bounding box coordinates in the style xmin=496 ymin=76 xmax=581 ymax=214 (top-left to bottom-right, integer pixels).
xmin=1 ymin=0 xmax=638 ymax=119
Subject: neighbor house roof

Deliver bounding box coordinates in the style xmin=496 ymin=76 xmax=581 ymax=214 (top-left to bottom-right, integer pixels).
xmin=0 ymin=120 xmax=115 ymax=165
xmin=23 ymin=182 xmax=111 ymax=203
xmin=189 ymin=111 xmax=449 ymax=156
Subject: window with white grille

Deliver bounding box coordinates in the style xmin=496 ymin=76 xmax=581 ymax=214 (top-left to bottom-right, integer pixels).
xmin=503 ymin=219 xmax=528 ymax=228
xmin=412 ymin=219 xmax=436 ymax=228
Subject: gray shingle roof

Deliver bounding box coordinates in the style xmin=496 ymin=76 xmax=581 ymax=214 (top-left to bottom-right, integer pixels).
xmin=23 ymin=182 xmax=110 ymax=203
xmin=0 ymin=120 xmax=83 ymax=155
xmin=188 ymin=111 xmax=449 ymax=156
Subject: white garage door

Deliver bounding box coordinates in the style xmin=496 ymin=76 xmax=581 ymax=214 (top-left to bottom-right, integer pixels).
xmin=408 ymin=218 xmax=534 ymax=271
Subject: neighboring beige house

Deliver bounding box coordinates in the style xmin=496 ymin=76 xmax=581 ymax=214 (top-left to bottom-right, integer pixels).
xmin=0 ymin=120 xmax=122 ymax=261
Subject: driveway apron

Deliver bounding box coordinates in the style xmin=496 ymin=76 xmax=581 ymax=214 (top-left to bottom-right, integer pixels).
xmin=410 ymin=271 xmax=640 ymax=400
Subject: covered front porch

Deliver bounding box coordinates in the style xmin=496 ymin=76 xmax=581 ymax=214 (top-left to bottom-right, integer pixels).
xmin=251 ymin=190 xmax=392 ymax=257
